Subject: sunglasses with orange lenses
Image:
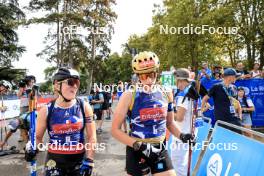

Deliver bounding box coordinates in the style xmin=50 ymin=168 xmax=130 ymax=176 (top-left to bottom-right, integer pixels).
xmin=138 ymin=72 xmax=157 ymax=80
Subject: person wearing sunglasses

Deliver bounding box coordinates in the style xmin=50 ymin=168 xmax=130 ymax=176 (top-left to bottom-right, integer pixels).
xmin=31 ymin=67 xmax=96 ymax=176
xmin=112 ymin=51 xmax=193 ymax=176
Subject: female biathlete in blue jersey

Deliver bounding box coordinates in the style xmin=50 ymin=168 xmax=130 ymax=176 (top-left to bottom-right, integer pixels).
xmin=112 ymin=51 xmax=194 ymax=176
xmin=25 ymin=67 xmax=97 ymax=176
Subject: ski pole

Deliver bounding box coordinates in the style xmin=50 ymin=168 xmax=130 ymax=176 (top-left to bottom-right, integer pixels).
xmin=187 ymin=97 xmax=198 ymax=176
xmin=1 ymin=96 xmax=8 ymax=146
xmin=29 ymin=89 xmax=37 ymax=176
xmin=1 ymin=95 xmax=3 ymax=150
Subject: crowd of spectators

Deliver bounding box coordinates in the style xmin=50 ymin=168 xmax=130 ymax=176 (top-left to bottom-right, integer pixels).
xmin=193 ymin=61 xmax=264 ymax=83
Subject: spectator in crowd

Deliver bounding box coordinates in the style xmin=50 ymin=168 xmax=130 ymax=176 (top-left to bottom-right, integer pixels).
xmin=17 ymin=75 xmax=36 ymax=142
xmin=0 ymin=112 xmax=37 ymax=149
xmin=116 ymin=80 xmax=127 ymax=133
xmin=236 ymin=87 xmax=255 ymax=132
xmin=250 ymin=62 xmax=262 ymax=78
xmin=0 ymin=80 xmax=12 ymax=95
xmin=262 ymin=66 xmax=264 ymax=77
xmin=107 ymin=86 xmax=114 ymax=120
xmin=198 ymin=62 xmax=212 ymax=84
xmin=201 ymin=68 xmax=242 ymax=128
xmin=212 ymin=70 xmax=222 ymax=80
xmin=91 ymin=86 xmax=104 ymax=134
xmin=131 ymin=74 xmax=139 ymax=86
xmin=212 ymin=64 xmax=222 ymax=73
xmin=88 ymin=89 xmax=94 ymax=105
xmin=102 ymin=86 xmax=112 ymax=120
xmin=236 ymin=62 xmax=251 ymax=79
xmin=117 ymin=81 xmax=124 ymax=100
xmin=188 ymin=66 xmax=196 ymax=80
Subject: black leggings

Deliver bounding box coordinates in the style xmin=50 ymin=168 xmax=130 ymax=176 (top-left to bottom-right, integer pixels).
xmin=44 ymin=152 xmax=84 ymax=176
xmin=126 ymin=145 xmax=173 ymax=176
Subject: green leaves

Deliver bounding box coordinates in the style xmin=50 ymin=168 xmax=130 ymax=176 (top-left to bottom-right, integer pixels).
xmin=0 ymin=0 xmax=25 ymax=66
xmin=121 ymin=0 xmax=264 ymax=72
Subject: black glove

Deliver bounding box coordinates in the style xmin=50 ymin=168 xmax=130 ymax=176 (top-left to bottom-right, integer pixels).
xmin=185 ymin=85 xmax=200 ymax=101
xmin=25 ymin=142 xmax=37 ymax=162
xmin=180 ymin=133 xmax=195 ymax=145
xmin=80 ymin=158 xmax=94 ymax=176
xmin=138 ymin=143 xmax=163 ymax=162
xmin=25 ymin=149 xmax=37 ymax=162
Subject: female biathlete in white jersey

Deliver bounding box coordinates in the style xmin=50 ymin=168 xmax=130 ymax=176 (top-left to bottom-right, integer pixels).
xmin=112 ymin=51 xmax=194 ymax=176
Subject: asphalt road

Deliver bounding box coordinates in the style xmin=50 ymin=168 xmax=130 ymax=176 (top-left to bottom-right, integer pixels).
xmin=0 ymin=101 xmax=126 ymax=176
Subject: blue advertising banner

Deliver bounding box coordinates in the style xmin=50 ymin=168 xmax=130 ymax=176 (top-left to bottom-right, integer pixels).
xmin=196 ymin=124 xmax=264 ymax=176
xmin=235 ymin=79 xmax=264 ymax=127
xmin=191 ymin=119 xmax=212 ymax=174
xmin=201 ymin=79 xmax=264 ymax=127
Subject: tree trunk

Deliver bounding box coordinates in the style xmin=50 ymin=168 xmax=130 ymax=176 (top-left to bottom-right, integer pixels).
xmin=246 ymin=41 xmax=252 ymax=66
xmin=250 ymin=39 xmax=256 ymax=69
xmin=56 ymin=1 xmax=60 ymax=67
xmin=259 ymin=40 xmax=264 ymax=68
xmin=227 ymin=46 xmax=234 ymax=67
xmin=189 ymin=34 xmax=197 ymax=73
xmin=86 ymin=32 xmax=96 ymax=93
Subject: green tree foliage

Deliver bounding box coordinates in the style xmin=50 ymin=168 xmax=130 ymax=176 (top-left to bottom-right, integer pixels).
xmin=0 ymin=0 xmax=25 ymax=66
xmin=0 ymin=66 xmax=26 ymax=83
xmin=113 ymin=0 xmax=264 ymax=74
xmin=28 ymin=0 xmax=116 ymax=67
xmin=27 ymin=0 xmax=117 ymax=93
xmin=95 ymin=52 xmax=132 ymax=84
xmin=39 ymin=79 xmax=53 ymax=93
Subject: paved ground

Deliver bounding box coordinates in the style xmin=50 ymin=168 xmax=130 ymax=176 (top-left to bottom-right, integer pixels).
xmin=0 ymin=101 xmax=126 ymax=176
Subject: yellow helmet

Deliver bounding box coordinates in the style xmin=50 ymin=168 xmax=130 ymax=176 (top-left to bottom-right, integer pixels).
xmin=132 ymin=51 xmax=160 ymax=74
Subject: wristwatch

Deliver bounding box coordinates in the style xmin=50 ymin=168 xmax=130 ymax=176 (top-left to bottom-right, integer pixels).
xmin=132 ymin=141 xmax=142 ymax=151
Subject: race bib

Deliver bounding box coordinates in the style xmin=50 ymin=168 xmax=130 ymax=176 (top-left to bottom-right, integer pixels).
xmin=230 ymin=105 xmax=235 ymax=114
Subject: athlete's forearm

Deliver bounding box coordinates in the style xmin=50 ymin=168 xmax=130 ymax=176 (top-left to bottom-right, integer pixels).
xmin=166 ymin=122 xmax=181 ymax=139
xmin=36 ymin=136 xmax=43 ymax=146
xmin=86 ymin=137 xmax=96 ymax=159
xmin=201 ymin=95 xmax=209 ymax=112
xmin=86 ymin=122 xmax=97 ymax=159
xmin=111 ymin=128 xmax=136 ymax=147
